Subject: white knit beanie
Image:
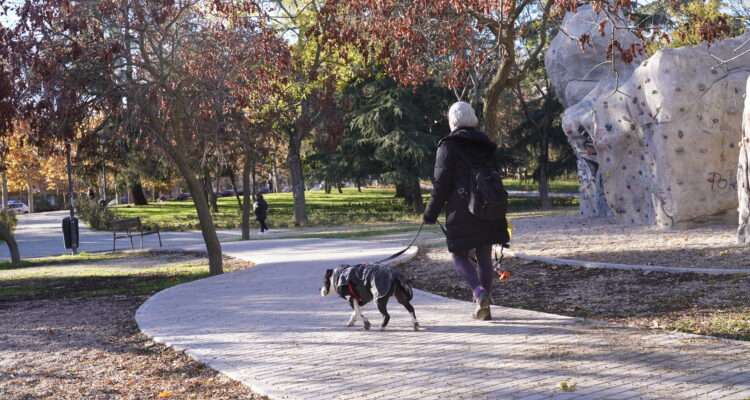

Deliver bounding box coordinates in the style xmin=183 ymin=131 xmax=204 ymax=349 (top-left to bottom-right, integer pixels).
xmin=448 ymin=101 xmax=478 ymax=131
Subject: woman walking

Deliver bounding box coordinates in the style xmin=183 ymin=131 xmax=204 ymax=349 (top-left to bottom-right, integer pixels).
xmin=253 ymin=193 xmax=269 ymax=235
xmin=423 ymin=102 xmax=509 ymax=320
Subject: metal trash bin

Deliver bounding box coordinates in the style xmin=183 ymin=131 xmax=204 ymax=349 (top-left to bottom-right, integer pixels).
xmin=62 ymin=216 xmax=79 ymax=249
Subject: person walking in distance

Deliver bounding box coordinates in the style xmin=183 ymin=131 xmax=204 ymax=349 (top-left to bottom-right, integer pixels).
xmin=253 ymin=193 xmax=269 ymax=235
xmin=423 ymin=102 xmax=509 ymax=320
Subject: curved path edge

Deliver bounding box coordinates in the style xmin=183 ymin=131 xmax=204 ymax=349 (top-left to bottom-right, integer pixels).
xmin=507 ymin=249 xmax=750 ymax=275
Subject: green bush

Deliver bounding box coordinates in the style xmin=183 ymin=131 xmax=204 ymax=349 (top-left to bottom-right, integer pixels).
xmin=74 ymin=198 xmax=115 ymax=231
xmin=0 ymin=211 xmax=17 ymax=234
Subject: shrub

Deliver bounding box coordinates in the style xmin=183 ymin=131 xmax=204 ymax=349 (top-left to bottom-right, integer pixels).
xmin=0 ymin=211 xmax=17 ymax=234
xmin=74 ymin=198 xmax=115 ymax=231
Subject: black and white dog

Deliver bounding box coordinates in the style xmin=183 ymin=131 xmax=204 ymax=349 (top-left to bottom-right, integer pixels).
xmin=321 ymin=263 xmax=419 ymax=331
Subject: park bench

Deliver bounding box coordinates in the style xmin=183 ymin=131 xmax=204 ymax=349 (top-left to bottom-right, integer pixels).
xmin=110 ymin=217 xmax=162 ymax=252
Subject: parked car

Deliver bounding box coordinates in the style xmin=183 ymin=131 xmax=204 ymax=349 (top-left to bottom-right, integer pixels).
xmin=106 ymin=197 xmax=129 ymax=206
xmin=257 ymin=187 xmax=271 ymax=194
xmin=281 ymin=186 xmax=292 ymax=193
xmin=219 ymin=189 xmax=235 ymax=197
xmin=6 ymin=202 xmax=29 ymax=214
xmin=174 ymin=193 xmax=192 ymax=201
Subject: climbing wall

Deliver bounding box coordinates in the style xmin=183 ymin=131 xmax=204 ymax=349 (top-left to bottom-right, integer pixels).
xmin=592 ymin=34 xmax=750 ymax=228
xmin=737 ymin=76 xmax=750 ymax=242
xmin=545 ymin=5 xmax=643 ymax=218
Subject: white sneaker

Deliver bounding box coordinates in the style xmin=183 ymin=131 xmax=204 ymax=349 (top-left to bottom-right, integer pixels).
xmin=258 ymin=231 xmax=265 ymax=236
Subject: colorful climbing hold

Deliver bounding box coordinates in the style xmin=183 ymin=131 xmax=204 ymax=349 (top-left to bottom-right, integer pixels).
xmin=679 ymin=107 xmax=685 ymax=112
xmin=677 ymin=130 xmax=684 ymax=138
xmin=605 ymin=123 xmax=613 ymax=131
xmin=698 ymin=83 xmax=706 ymax=91
xmin=676 ymin=147 xmax=684 ymax=153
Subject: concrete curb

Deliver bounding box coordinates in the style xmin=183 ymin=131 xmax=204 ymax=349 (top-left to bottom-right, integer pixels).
xmin=506 ymin=249 xmax=750 ymax=275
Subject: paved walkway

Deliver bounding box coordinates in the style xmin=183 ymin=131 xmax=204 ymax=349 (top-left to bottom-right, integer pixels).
xmin=6 ymin=211 xmax=750 ymax=398
xmin=0 ymin=210 xmax=243 ymax=259
xmin=137 ymin=239 xmax=750 ymax=400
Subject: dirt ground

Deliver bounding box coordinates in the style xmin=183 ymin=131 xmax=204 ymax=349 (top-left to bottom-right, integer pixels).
xmin=395 ymin=248 xmax=750 ymax=341
xmin=0 ymin=253 xmax=266 ymax=400
xmin=509 ymin=214 xmax=750 ymax=270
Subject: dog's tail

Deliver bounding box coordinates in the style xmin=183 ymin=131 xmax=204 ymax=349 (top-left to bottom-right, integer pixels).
xmin=397 ymin=276 xmax=413 ymax=301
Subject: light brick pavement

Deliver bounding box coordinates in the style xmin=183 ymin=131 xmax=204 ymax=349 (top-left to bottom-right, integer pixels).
xmin=136 ymin=238 xmax=750 ymax=400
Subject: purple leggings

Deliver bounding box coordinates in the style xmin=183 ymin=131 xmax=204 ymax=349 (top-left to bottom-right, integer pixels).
xmin=451 ymin=244 xmax=494 ymax=294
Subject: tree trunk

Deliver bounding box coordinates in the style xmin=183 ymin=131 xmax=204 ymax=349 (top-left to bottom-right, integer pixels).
xmin=395 ymin=183 xmax=407 ymax=198
xmin=155 ymin=133 xmax=223 ymax=275
xmin=271 ymin=163 xmax=278 ymax=193
xmin=251 ymin=160 xmax=257 ymax=195
xmin=0 ymin=222 xmax=19 ymax=264
xmin=130 ymin=180 xmax=149 ymax=206
xmin=27 ymin=179 xmax=34 ymax=213
xmin=357 ymin=181 xmax=362 ymax=192
xmin=538 ymin=91 xmax=561 ymax=210
xmin=324 ymin=182 xmax=331 ymax=194
xmin=539 ymin=129 xmax=551 ymax=210
xmin=408 ymin=176 xmax=425 ymax=213
xmin=336 ymin=183 xmax=343 ymax=194
xmin=177 ymin=166 xmax=222 ymax=275
xmin=228 ymin=170 xmax=243 ymax=209
xmin=241 ymin=155 xmax=252 ymax=240
xmin=202 ymin=173 xmax=219 ymax=213
xmin=1 ymin=172 xmax=8 ymax=210
xmin=287 ymin=134 xmax=308 ymax=226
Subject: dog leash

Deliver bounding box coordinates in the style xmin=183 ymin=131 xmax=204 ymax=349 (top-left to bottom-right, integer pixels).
xmin=373 ymin=221 xmax=425 ymax=264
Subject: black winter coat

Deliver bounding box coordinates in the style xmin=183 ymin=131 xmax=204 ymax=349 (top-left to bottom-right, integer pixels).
xmin=253 ymin=199 xmax=268 ymax=220
xmin=423 ymin=128 xmax=510 ymax=253
xmin=332 ymin=263 xmax=413 ymax=306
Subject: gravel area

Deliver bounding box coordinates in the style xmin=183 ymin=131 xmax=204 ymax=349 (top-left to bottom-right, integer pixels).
xmin=0 ymin=253 xmax=265 ymax=400
xmin=509 ymin=213 xmax=750 ymax=269
xmin=395 ymin=248 xmax=750 ymax=341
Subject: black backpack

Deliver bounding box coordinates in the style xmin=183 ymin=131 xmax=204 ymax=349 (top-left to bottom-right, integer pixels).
xmin=453 ymin=146 xmax=508 ymax=221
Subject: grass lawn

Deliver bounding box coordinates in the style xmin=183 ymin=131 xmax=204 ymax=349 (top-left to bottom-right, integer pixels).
xmin=110 ymin=187 xmax=578 ymax=232
xmin=503 ymin=178 xmax=579 ymax=193
xmin=0 ymin=251 xmax=250 ymax=300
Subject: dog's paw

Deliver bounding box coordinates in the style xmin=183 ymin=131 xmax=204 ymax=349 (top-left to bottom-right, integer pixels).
xmin=363 ymin=320 xmax=371 ymax=330
xmin=413 ymin=323 xmax=420 ymax=331
xmin=379 ymin=325 xmax=387 ymax=331
xmin=346 ymin=320 xmax=356 ymax=327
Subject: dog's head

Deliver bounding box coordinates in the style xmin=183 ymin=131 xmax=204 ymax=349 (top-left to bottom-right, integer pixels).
xmin=320 ymin=269 xmax=334 ymax=296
